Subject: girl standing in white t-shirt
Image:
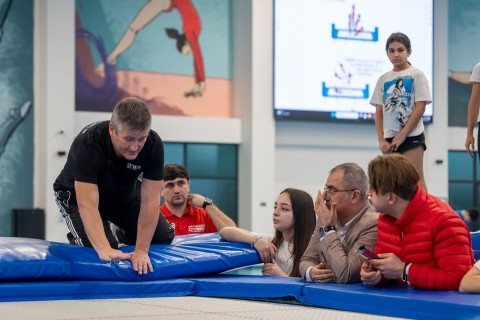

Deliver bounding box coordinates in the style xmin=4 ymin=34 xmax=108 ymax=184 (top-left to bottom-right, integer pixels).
xmin=370 ymin=32 xmax=432 ymax=191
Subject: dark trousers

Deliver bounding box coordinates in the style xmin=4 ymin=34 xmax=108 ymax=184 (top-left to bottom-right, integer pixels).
xmin=54 ymin=190 xmax=174 ymax=248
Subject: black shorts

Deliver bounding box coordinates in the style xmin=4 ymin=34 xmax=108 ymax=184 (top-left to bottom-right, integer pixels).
xmin=386 ymin=132 xmax=427 ymax=153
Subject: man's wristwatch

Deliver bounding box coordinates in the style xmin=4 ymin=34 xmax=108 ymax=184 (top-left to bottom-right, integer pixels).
xmin=319 ymin=225 xmax=337 ymax=237
xmin=402 ymin=263 xmax=410 ymax=283
xmin=202 ymin=197 xmax=213 ymax=209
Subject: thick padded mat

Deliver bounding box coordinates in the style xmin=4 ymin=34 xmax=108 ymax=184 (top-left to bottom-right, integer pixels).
xmin=301 ymin=283 xmax=480 ymax=320
xmin=192 ymin=274 xmax=304 ymax=299
xmin=0 ymin=233 xmax=261 ymax=281
xmin=0 ymin=279 xmax=195 ymax=302
xmin=0 ymin=233 xmax=479 ymax=319
xmin=192 ymin=275 xmax=480 ymax=320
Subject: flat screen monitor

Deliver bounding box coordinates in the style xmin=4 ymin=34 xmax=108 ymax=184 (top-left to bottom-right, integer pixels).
xmin=273 ymin=0 xmax=434 ymax=123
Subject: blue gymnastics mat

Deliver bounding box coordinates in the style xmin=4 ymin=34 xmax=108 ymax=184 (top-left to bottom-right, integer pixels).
xmin=301 ymin=282 xmax=480 ymax=320
xmin=0 ymin=279 xmax=195 ymax=302
xmin=192 ymin=274 xmax=305 ymax=299
xmin=0 ymin=233 xmax=261 ymax=281
xmin=187 ymin=274 xmax=480 ymax=320
xmin=0 ymin=233 xmax=479 ymax=320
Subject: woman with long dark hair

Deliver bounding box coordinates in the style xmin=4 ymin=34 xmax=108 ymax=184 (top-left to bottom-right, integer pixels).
xmin=220 ymin=188 xmax=316 ymax=277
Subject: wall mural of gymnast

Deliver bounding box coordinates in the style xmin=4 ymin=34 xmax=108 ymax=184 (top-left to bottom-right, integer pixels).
xmin=0 ymin=0 xmax=12 ymax=43
xmin=75 ymin=0 xmax=232 ymax=117
xmin=0 ymin=0 xmax=32 ymax=157
xmin=0 ymin=101 xmax=32 ymax=158
xmin=0 ymin=0 xmax=34 ymax=237
xmin=0 ymin=0 xmax=32 ymax=159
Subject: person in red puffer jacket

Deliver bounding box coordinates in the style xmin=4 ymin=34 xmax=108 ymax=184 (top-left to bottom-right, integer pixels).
xmin=360 ymin=154 xmax=474 ymax=290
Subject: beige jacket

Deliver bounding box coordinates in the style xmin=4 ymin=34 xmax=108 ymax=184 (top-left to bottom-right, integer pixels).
xmin=299 ymin=205 xmax=379 ymax=284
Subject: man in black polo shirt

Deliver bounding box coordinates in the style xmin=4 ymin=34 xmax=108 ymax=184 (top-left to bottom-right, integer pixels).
xmin=53 ymin=97 xmax=173 ymax=275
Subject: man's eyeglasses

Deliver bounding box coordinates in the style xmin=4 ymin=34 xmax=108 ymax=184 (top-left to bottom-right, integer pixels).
xmin=323 ymin=185 xmax=356 ymax=196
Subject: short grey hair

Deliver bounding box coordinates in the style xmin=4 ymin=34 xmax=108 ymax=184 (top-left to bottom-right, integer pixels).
xmin=110 ymin=97 xmax=152 ymax=132
xmin=330 ymin=163 xmax=368 ymax=200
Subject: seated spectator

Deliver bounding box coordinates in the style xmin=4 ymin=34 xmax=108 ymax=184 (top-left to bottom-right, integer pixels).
xmin=220 ymin=188 xmax=316 ymax=277
xmin=455 ymin=208 xmax=479 ymax=231
xmin=160 ymin=164 xmax=236 ymax=235
xmin=300 ymin=163 xmax=379 ymax=284
xmin=361 ymin=154 xmax=474 ymax=290
xmin=460 ymin=260 xmax=480 ymax=292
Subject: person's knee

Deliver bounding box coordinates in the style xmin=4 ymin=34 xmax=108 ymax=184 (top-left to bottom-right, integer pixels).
xmin=151 ymin=227 xmax=174 ymax=244
xmin=67 ymin=231 xmax=94 ymax=248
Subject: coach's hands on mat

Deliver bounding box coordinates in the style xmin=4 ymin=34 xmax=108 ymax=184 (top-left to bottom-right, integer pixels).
xmin=98 ymin=247 xmax=133 ymax=263
xmin=131 ymin=249 xmax=153 ymax=275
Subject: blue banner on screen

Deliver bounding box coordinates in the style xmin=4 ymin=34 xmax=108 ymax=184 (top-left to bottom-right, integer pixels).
xmin=273 ymin=0 xmax=433 ymax=123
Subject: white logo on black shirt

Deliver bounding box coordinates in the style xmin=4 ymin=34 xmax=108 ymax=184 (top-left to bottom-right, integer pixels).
xmin=127 ymin=163 xmax=141 ymax=170
xmin=81 ymin=121 xmax=101 ymax=134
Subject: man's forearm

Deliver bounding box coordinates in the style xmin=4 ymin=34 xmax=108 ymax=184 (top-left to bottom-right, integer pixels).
xmin=135 ymin=206 xmax=157 ymax=252
xmin=206 ymin=204 xmax=236 ymax=230
xmin=79 ymin=207 xmax=111 ymax=251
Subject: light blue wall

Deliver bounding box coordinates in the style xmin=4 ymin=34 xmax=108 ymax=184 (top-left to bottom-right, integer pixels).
xmin=448 ymin=0 xmax=480 ymax=72
xmin=447 ymin=0 xmax=480 ymax=127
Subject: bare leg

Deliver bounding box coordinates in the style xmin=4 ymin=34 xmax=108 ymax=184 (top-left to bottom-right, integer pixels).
xmin=97 ymin=0 xmax=171 ymax=72
xmin=402 ymin=146 xmax=427 ymax=192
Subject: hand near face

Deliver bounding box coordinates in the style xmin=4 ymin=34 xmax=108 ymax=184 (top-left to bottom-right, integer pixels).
xmin=187 ymin=194 xmax=205 ymax=208
xmin=315 ymin=190 xmax=337 ymax=226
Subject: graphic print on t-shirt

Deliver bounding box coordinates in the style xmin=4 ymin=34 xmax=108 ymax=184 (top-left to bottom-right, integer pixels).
xmin=382 ymin=76 xmax=414 ymax=131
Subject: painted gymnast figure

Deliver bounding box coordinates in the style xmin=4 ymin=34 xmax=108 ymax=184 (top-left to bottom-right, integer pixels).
xmin=97 ymin=0 xmax=205 ymax=98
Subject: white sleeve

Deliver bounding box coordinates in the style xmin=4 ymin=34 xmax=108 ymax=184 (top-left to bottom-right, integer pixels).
xmin=254 ymin=233 xmax=274 ymax=242
xmin=370 ymin=76 xmax=384 ymax=107
xmin=474 ymin=260 xmax=480 ymax=270
xmin=305 ymin=266 xmax=314 ymax=282
xmin=413 ymin=69 xmax=432 ymax=104
xmin=470 ymin=63 xmax=480 ymax=83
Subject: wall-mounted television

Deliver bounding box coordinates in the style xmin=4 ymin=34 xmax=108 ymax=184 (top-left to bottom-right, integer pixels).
xmin=273 ymin=0 xmax=434 ymax=123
